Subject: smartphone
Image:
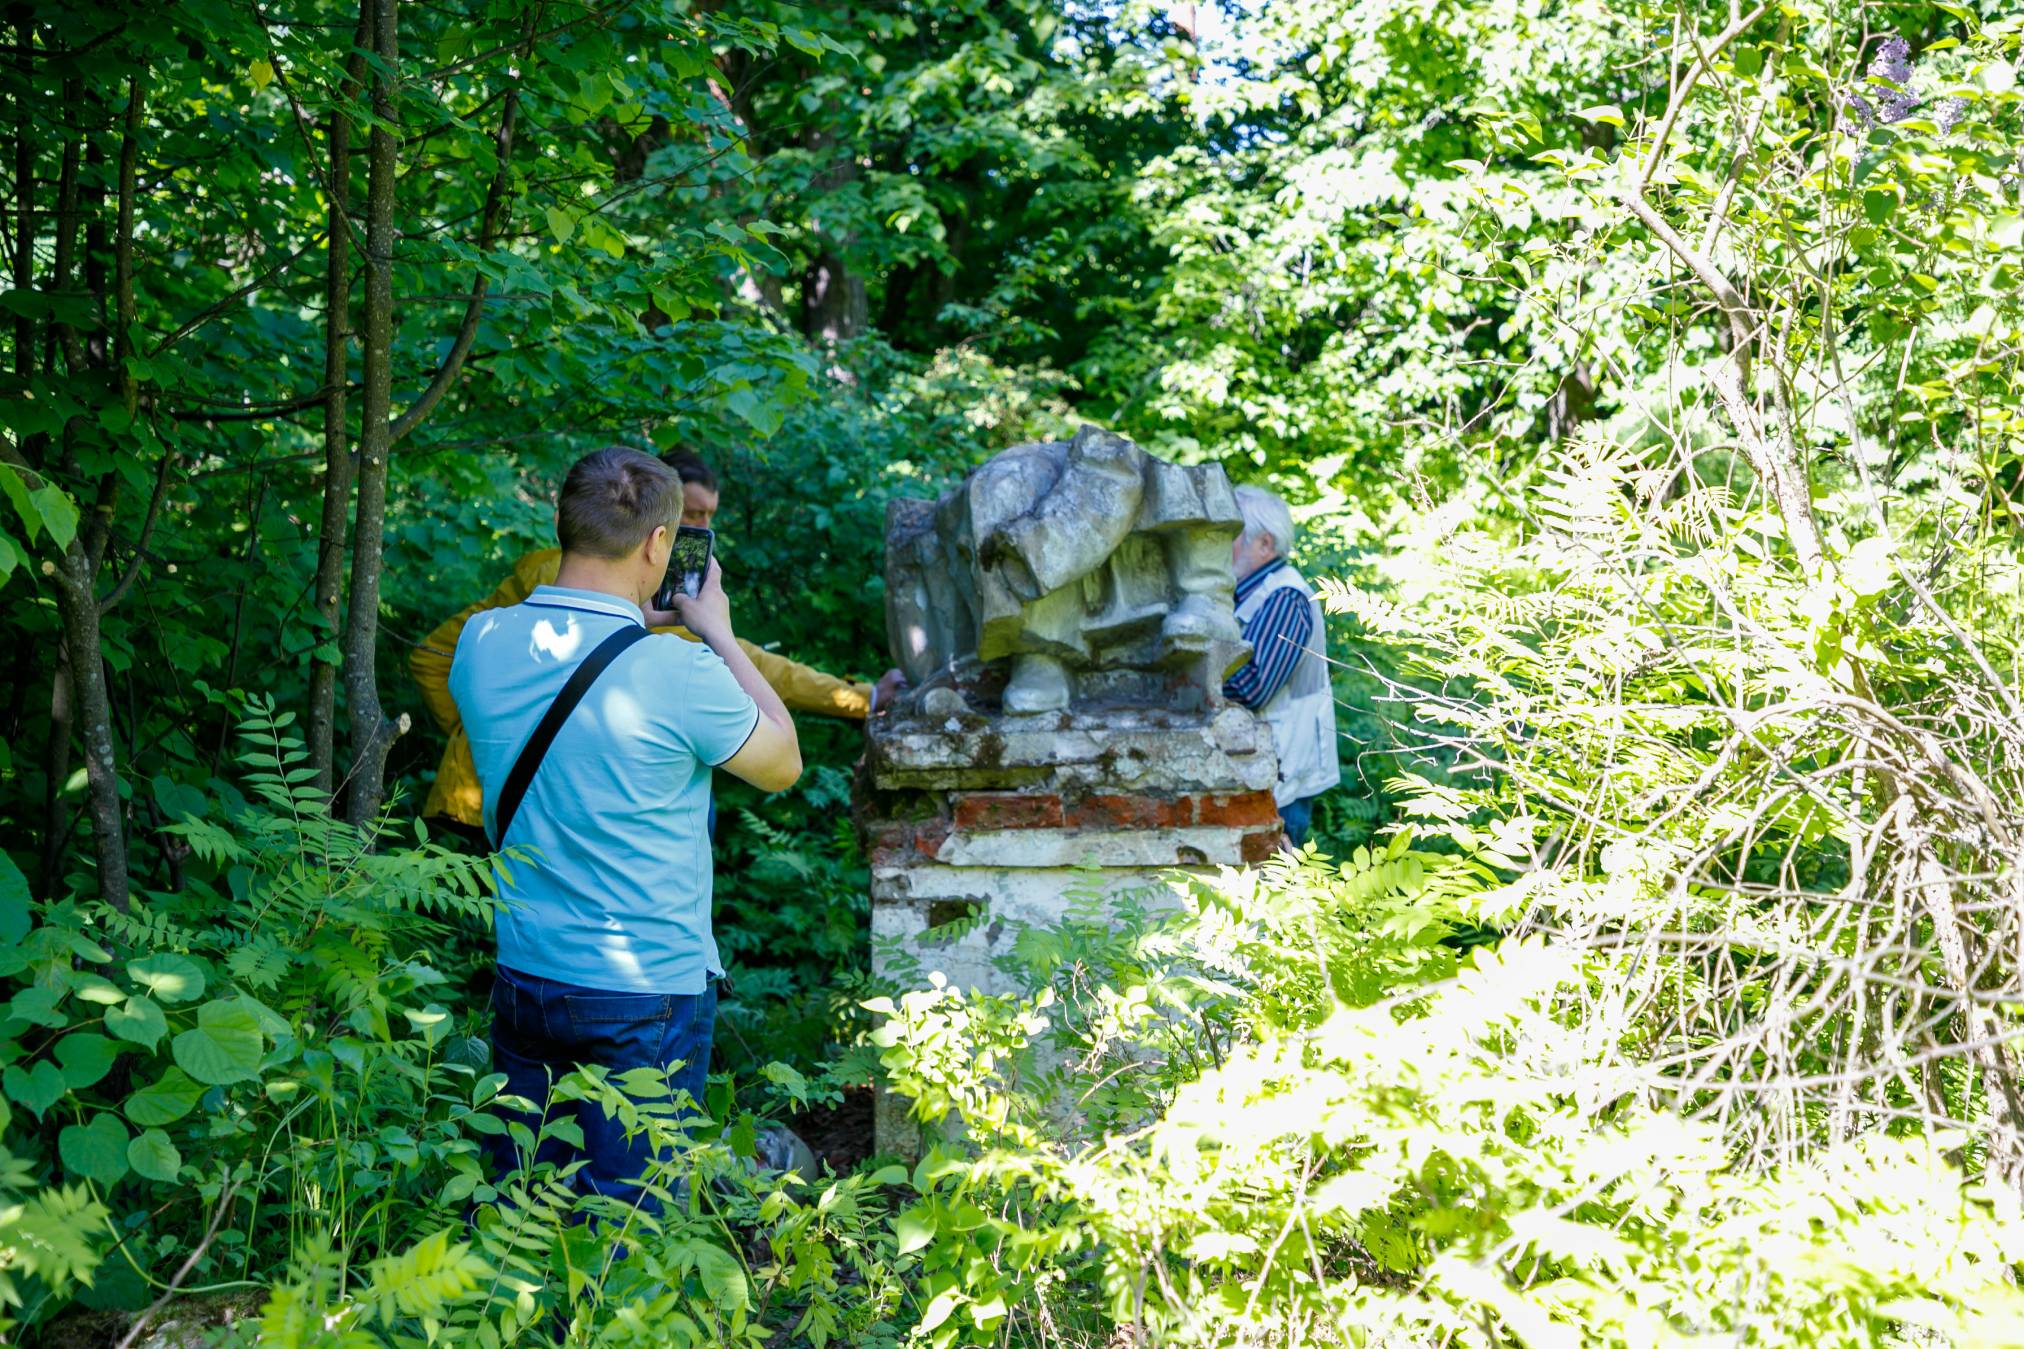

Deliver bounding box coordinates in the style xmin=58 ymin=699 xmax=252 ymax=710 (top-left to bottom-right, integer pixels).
xmin=654 ymin=526 xmax=714 ymax=610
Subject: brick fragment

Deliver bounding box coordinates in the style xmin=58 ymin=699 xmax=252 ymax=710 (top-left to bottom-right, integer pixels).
xmin=1191 ymin=791 xmax=1280 ymax=828
xmin=951 ymin=792 xmax=1063 ymax=831
xmin=1241 ymin=828 xmax=1284 ymax=863
xmin=913 ymin=819 xmax=952 ymax=859
xmin=866 ymin=826 xmax=911 ymax=868
xmin=1065 ymin=793 xmax=1184 ymax=829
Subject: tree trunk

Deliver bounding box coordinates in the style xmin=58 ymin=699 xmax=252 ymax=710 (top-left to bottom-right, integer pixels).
xmin=49 ymin=78 xmax=82 ymax=375
xmin=342 ymin=0 xmax=403 ymax=827
xmin=49 ymin=543 xmax=124 ymax=909
xmin=800 ymin=127 xmax=866 ymax=346
xmin=45 ymin=71 xmax=144 ymax=910
xmin=39 ymin=640 xmax=71 ymax=895
xmin=10 ymin=23 xmax=30 ymax=387
xmin=308 ymin=14 xmax=368 ymax=799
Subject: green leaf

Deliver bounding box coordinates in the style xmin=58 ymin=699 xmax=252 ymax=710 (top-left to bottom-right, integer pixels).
xmin=1575 ymin=104 xmax=1624 ymax=127
xmin=918 ymin=1288 xmax=962 ymax=1334
xmin=9 ymin=985 xmax=70 ymax=1029
xmin=249 ymin=58 xmax=275 ymax=91
xmin=29 ymin=480 xmax=77 ymax=550
xmin=691 ymin=1242 xmax=748 ymax=1309
xmin=895 ymin=1208 xmax=937 ymax=1255
xmin=0 ymin=851 xmax=30 ymax=944
xmin=72 ymin=973 xmax=123 ymax=1006
xmin=3 ymin=1060 xmax=69 ymax=1118
xmin=151 ymin=775 xmax=206 ymax=823
xmin=1864 ymin=190 xmax=1897 ymax=225
xmin=172 ymin=1001 xmax=264 ymax=1085
xmin=0 ymin=463 xmax=45 ymax=544
xmin=105 ymin=994 xmax=167 ymax=1051
xmin=54 ymin=1033 xmax=119 ymax=1089
xmin=1980 ymin=60 xmax=2017 ymax=94
xmin=128 ymin=1129 xmax=182 ymax=1183
xmin=545 ymin=206 xmax=576 ymax=245
xmin=127 ymin=953 xmax=205 ymax=1004
xmin=58 ymin=1112 xmax=130 ymax=1186
xmin=125 ymin=1067 xmax=204 ymax=1126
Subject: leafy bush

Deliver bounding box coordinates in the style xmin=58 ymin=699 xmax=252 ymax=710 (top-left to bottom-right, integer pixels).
xmin=869 ymin=846 xmax=2024 ymax=1347
xmin=0 ymin=697 xmax=498 ymax=1333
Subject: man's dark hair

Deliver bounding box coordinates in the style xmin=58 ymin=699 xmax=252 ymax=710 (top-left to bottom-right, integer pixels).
xmin=660 ymin=449 xmax=718 ymax=493
xmin=556 ymin=447 xmax=684 ymax=560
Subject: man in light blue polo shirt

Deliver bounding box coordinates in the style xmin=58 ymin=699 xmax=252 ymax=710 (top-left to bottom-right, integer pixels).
xmin=450 ymin=447 xmax=801 ymax=1208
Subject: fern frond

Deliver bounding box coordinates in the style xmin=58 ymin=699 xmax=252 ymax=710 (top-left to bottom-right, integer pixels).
xmin=361 ymin=1228 xmax=490 ymax=1326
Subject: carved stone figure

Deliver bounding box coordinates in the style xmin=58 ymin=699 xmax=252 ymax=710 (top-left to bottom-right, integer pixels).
xmin=885 ymin=425 xmax=1249 ymax=713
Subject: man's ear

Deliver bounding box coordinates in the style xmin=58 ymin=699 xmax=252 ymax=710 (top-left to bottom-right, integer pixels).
xmin=644 ymin=523 xmax=672 ymax=565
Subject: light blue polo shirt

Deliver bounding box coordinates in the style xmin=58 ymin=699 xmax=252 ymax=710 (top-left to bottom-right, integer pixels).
xmin=448 ymin=585 xmax=760 ymax=994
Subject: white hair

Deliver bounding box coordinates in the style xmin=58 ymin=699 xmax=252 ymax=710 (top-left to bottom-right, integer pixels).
xmin=1233 ymin=485 xmax=1294 ymax=559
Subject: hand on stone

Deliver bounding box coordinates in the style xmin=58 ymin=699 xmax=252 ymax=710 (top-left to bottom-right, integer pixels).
xmin=872 ymin=668 xmax=909 ymax=715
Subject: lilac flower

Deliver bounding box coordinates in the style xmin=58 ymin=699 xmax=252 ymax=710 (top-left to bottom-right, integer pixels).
xmin=1841 ymin=92 xmax=1877 ymax=130
xmin=1839 ymin=37 xmax=1967 ymax=134
xmin=1869 ymin=36 xmax=1913 ymax=85
xmin=1874 ymin=87 xmax=1921 ymax=124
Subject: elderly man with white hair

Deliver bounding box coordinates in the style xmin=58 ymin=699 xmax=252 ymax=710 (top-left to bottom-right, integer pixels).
xmin=1224 ymin=486 xmax=1340 ymax=847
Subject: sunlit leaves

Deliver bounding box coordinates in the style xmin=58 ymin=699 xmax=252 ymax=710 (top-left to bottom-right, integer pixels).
xmin=127 ymin=954 xmax=205 ymax=1005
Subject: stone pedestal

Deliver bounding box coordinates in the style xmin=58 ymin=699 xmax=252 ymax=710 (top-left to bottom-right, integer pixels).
xmin=857 ymin=704 xmax=1280 ymax=1156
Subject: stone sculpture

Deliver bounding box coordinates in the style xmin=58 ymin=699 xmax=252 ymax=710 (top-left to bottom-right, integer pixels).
xmin=884 ymin=425 xmax=1249 ymax=713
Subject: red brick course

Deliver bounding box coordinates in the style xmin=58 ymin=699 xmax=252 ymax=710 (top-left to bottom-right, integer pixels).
xmin=1191 ymin=791 xmax=1279 ymax=827
xmin=1065 ymin=794 xmax=1186 ymax=829
xmin=865 ymin=818 xmax=954 ymax=866
xmin=868 ymin=790 xmax=1286 ymax=859
xmin=952 ymin=792 xmax=1064 ymax=831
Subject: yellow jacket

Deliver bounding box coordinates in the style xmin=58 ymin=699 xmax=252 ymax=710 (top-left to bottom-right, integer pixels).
xmin=409 ymin=547 xmax=871 ymax=825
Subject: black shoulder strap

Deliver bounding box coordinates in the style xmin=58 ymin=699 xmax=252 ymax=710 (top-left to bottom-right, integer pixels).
xmin=490 ymin=624 xmax=651 ymax=848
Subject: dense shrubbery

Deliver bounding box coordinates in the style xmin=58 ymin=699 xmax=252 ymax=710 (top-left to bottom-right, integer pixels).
xmin=4 ymin=0 xmax=2024 ymax=1343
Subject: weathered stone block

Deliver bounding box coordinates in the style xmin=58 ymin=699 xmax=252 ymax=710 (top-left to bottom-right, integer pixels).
xmin=860 ymin=706 xmax=1279 ymax=1159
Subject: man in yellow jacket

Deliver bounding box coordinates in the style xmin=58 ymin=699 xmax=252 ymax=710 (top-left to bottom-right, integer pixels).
xmin=410 ymin=450 xmax=904 ymax=827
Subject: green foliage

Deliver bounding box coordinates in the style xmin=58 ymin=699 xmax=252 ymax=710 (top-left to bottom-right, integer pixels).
xmin=3 ymin=0 xmax=2023 ymax=1342
xmin=0 ymin=700 xmax=500 ymax=1334
xmin=869 ymin=850 xmax=2024 ymax=1346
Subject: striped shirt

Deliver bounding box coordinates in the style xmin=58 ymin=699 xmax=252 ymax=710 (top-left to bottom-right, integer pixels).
xmin=1223 ymin=559 xmax=1314 ymax=709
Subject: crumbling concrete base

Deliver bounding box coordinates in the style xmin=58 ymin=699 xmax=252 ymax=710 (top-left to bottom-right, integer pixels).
xmin=857 ymin=705 xmax=1279 ymax=1157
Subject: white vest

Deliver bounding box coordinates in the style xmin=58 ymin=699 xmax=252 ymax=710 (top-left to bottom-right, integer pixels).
xmin=1236 ymin=565 xmax=1341 ymax=807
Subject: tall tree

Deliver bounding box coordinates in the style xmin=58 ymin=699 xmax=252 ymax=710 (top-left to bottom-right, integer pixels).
xmin=341 ymin=0 xmax=401 ymax=828
xmin=308 ymin=15 xmax=367 ymax=799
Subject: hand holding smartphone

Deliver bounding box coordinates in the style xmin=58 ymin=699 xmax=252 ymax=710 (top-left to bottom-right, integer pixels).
xmin=653 ymin=526 xmax=714 ymax=611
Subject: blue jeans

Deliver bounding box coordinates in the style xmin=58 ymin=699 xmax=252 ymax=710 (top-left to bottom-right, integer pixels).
xmin=1279 ymin=795 xmax=1320 ymax=848
xmin=485 ymin=964 xmax=717 ymax=1210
